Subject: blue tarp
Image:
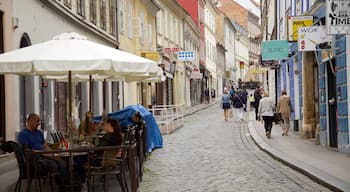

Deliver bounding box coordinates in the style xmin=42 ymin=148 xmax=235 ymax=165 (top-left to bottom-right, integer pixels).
xmin=93 ymin=104 xmax=163 ymax=153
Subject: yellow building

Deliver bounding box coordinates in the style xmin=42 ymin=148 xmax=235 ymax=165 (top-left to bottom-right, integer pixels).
xmin=118 ymin=0 xmax=160 ymax=108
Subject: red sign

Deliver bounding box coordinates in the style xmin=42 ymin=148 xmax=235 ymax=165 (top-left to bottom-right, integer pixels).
xmin=42 ymin=81 xmax=48 ymax=87
xmin=163 ymin=47 xmax=180 ymax=53
xmin=240 ymin=61 xmax=244 ymax=69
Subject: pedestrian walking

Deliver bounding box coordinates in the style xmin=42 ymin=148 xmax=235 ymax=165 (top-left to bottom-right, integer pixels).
xmin=249 ymin=94 xmax=255 ymax=111
xmin=276 ymin=90 xmax=293 ymax=136
xmin=254 ymin=87 xmax=263 ymax=120
xmin=231 ymin=89 xmax=245 ymax=122
xmin=221 ymin=89 xmax=231 ymax=121
xmin=258 ymin=91 xmax=275 ymax=139
xmin=240 ymin=88 xmax=248 ymax=112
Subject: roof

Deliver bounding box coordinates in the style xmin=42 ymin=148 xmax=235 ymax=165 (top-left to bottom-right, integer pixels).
xmin=232 ymin=0 xmax=260 ymax=17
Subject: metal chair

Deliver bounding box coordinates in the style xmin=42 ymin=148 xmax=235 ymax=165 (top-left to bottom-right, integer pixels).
xmin=87 ymin=146 xmax=129 ymax=192
xmin=1 ymin=141 xmax=53 ymax=192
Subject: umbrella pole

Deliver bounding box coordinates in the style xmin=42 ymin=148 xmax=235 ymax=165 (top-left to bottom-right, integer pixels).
xmin=68 ymin=71 xmax=73 ymax=134
xmin=89 ymin=74 xmax=93 ymax=112
xmin=103 ymin=79 xmax=106 ymax=112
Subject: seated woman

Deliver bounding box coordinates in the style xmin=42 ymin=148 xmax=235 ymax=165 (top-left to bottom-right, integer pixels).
xmin=98 ymin=118 xmax=123 ymax=147
xmin=75 ymin=118 xmax=122 ymax=185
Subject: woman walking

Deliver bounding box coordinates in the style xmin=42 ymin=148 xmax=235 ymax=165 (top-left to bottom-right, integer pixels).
xmin=277 ymin=90 xmax=293 ymax=136
xmin=221 ymin=89 xmax=231 ymax=121
xmin=258 ymin=91 xmax=275 ymax=138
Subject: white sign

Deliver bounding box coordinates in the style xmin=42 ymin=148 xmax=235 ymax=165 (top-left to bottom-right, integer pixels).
xmin=326 ymin=0 xmax=350 ymax=34
xmin=190 ymin=71 xmax=203 ymax=79
xmin=178 ymin=51 xmax=195 ymax=61
xmin=298 ymin=26 xmax=332 ymax=51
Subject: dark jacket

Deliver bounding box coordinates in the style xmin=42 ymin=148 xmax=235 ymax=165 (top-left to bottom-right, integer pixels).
xmin=232 ymin=94 xmax=244 ymax=108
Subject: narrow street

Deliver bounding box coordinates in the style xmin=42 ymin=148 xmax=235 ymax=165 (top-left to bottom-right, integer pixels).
xmin=140 ymin=105 xmax=331 ymax=192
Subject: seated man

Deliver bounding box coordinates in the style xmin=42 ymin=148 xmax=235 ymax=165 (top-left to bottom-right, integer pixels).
xmin=18 ymin=113 xmax=67 ymax=192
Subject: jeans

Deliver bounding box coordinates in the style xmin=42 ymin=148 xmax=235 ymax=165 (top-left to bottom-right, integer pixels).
xmin=262 ymin=116 xmax=274 ymax=133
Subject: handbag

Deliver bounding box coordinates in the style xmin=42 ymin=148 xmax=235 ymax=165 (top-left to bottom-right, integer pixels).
xmin=273 ymin=112 xmax=282 ymax=122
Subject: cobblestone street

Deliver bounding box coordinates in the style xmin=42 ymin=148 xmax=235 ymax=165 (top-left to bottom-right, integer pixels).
xmin=139 ymin=105 xmax=332 ymax=192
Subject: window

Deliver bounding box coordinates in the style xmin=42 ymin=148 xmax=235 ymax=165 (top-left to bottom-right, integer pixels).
xmin=139 ymin=10 xmax=145 ymax=43
xmin=170 ymin=15 xmax=173 ymax=41
xmin=119 ymin=0 xmax=125 ymax=32
xmin=109 ymin=0 xmax=116 ymax=35
xmin=77 ymin=0 xmax=85 ymax=16
xmin=156 ymin=11 xmax=161 ymax=34
xmin=164 ymin=11 xmax=168 ymax=38
xmin=148 ymin=24 xmax=153 ymax=50
xmin=100 ymin=0 xmax=106 ymax=30
xmin=64 ymin=0 xmax=71 ymax=8
xmin=127 ymin=2 xmax=133 ymax=38
xmin=90 ymin=0 xmax=97 ymax=24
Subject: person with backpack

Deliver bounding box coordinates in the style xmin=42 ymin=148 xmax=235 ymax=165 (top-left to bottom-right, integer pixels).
xmin=231 ymin=89 xmax=245 ymax=122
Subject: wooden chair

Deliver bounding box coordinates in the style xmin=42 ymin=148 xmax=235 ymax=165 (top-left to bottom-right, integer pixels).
xmin=86 ymin=146 xmax=129 ymax=192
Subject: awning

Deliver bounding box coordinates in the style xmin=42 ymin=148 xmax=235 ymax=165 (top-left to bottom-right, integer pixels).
xmin=243 ymin=67 xmax=267 ymax=82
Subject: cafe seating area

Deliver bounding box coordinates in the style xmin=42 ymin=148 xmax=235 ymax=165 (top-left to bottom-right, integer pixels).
xmin=1 ymin=120 xmax=148 ymax=192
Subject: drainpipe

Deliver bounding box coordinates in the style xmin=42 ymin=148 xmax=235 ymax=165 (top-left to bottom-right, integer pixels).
xmin=274 ymin=0 xmax=278 ymax=104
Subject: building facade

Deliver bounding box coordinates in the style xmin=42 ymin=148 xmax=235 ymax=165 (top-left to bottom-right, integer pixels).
xmin=262 ymin=0 xmax=350 ymax=154
xmin=155 ymin=0 xmax=186 ymax=106
xmin=118 ymin=0 xmax=160 ymax=109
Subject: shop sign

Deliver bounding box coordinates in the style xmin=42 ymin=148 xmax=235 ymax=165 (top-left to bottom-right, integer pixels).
xmin=163 ymin=47 xmax=180 ymax=53
xmin=261 ymin=40 xmax=289 ymax=60
xmin=287 ymin=16 xmax=313 ymax=41
xmin=141 ymin=52 xmax=159 ymax=61
xmin=298 ymin=26 xmax=332 ymax=51
xmin=326 ymin=0 xmax=350 ymax=34
xmin=178 ymin=51 xmax=195 ymax=61
xmin=239 ymin=61 xmax=244 ymax=69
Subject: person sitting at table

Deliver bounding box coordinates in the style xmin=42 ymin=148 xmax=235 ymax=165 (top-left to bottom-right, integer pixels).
xmin=18 ymin=113 xmax=67 ymax=192
xmin=95 ymin=118 xmax=123 ymax=155
xmin=76 ymin=118 xmax=123 ymax=186
xmin=79 ymin=111 xmax=95 ymax=138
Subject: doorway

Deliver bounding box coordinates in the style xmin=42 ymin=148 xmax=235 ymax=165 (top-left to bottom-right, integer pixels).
xmin=327 ymin=59 xmax=337 ymax=147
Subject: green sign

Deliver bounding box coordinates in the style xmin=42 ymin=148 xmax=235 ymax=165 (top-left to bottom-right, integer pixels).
xmin=262 ymin=40 xmax=289 ymax=61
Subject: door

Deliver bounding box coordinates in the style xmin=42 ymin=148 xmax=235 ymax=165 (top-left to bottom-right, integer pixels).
xmin=327 ymin=59 xmax=337 ymax=147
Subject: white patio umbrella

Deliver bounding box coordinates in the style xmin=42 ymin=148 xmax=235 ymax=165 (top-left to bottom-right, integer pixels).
xmin=0 ymin=32 xmax=163 ymax=132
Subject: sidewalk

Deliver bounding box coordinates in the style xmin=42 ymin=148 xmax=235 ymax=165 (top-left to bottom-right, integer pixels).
xmin=247 ymin=111 xmax=350 ymax=192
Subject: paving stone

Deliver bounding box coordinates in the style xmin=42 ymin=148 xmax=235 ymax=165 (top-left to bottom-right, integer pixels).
xmin=140 ymin=106 xmax=332 ymax=192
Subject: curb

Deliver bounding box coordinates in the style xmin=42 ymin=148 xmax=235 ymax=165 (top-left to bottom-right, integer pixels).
xmin=184 ymin=101 xmax=219 ymax=117
xmin=247 ymin=120 xmax=350 ymax=192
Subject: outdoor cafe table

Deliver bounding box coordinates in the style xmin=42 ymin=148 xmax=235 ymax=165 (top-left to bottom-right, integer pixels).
xmin=25 ymin=144 xmax=138 ymax=192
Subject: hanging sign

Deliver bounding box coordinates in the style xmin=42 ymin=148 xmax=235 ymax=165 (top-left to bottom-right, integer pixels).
xmin=326 ymin=0 xmax=350 ymax=34
xmin=178 ymin=51 xmax=195 ymax=61
xmin=298 ymin=26 xmax=332 ymax=51
xmin=287 ymin=16 xmax=314 ymax=41
xmin=141 ymin=52 xmax=160 ymax=61
xmin=261 ymin=40 xmax=289 ymax=60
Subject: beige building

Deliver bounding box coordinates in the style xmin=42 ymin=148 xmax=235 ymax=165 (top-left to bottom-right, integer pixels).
xmin=155 ymin=0 xmax=187 ymax=106
xmin=117 ymin=0 xmax=160 ymax=108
